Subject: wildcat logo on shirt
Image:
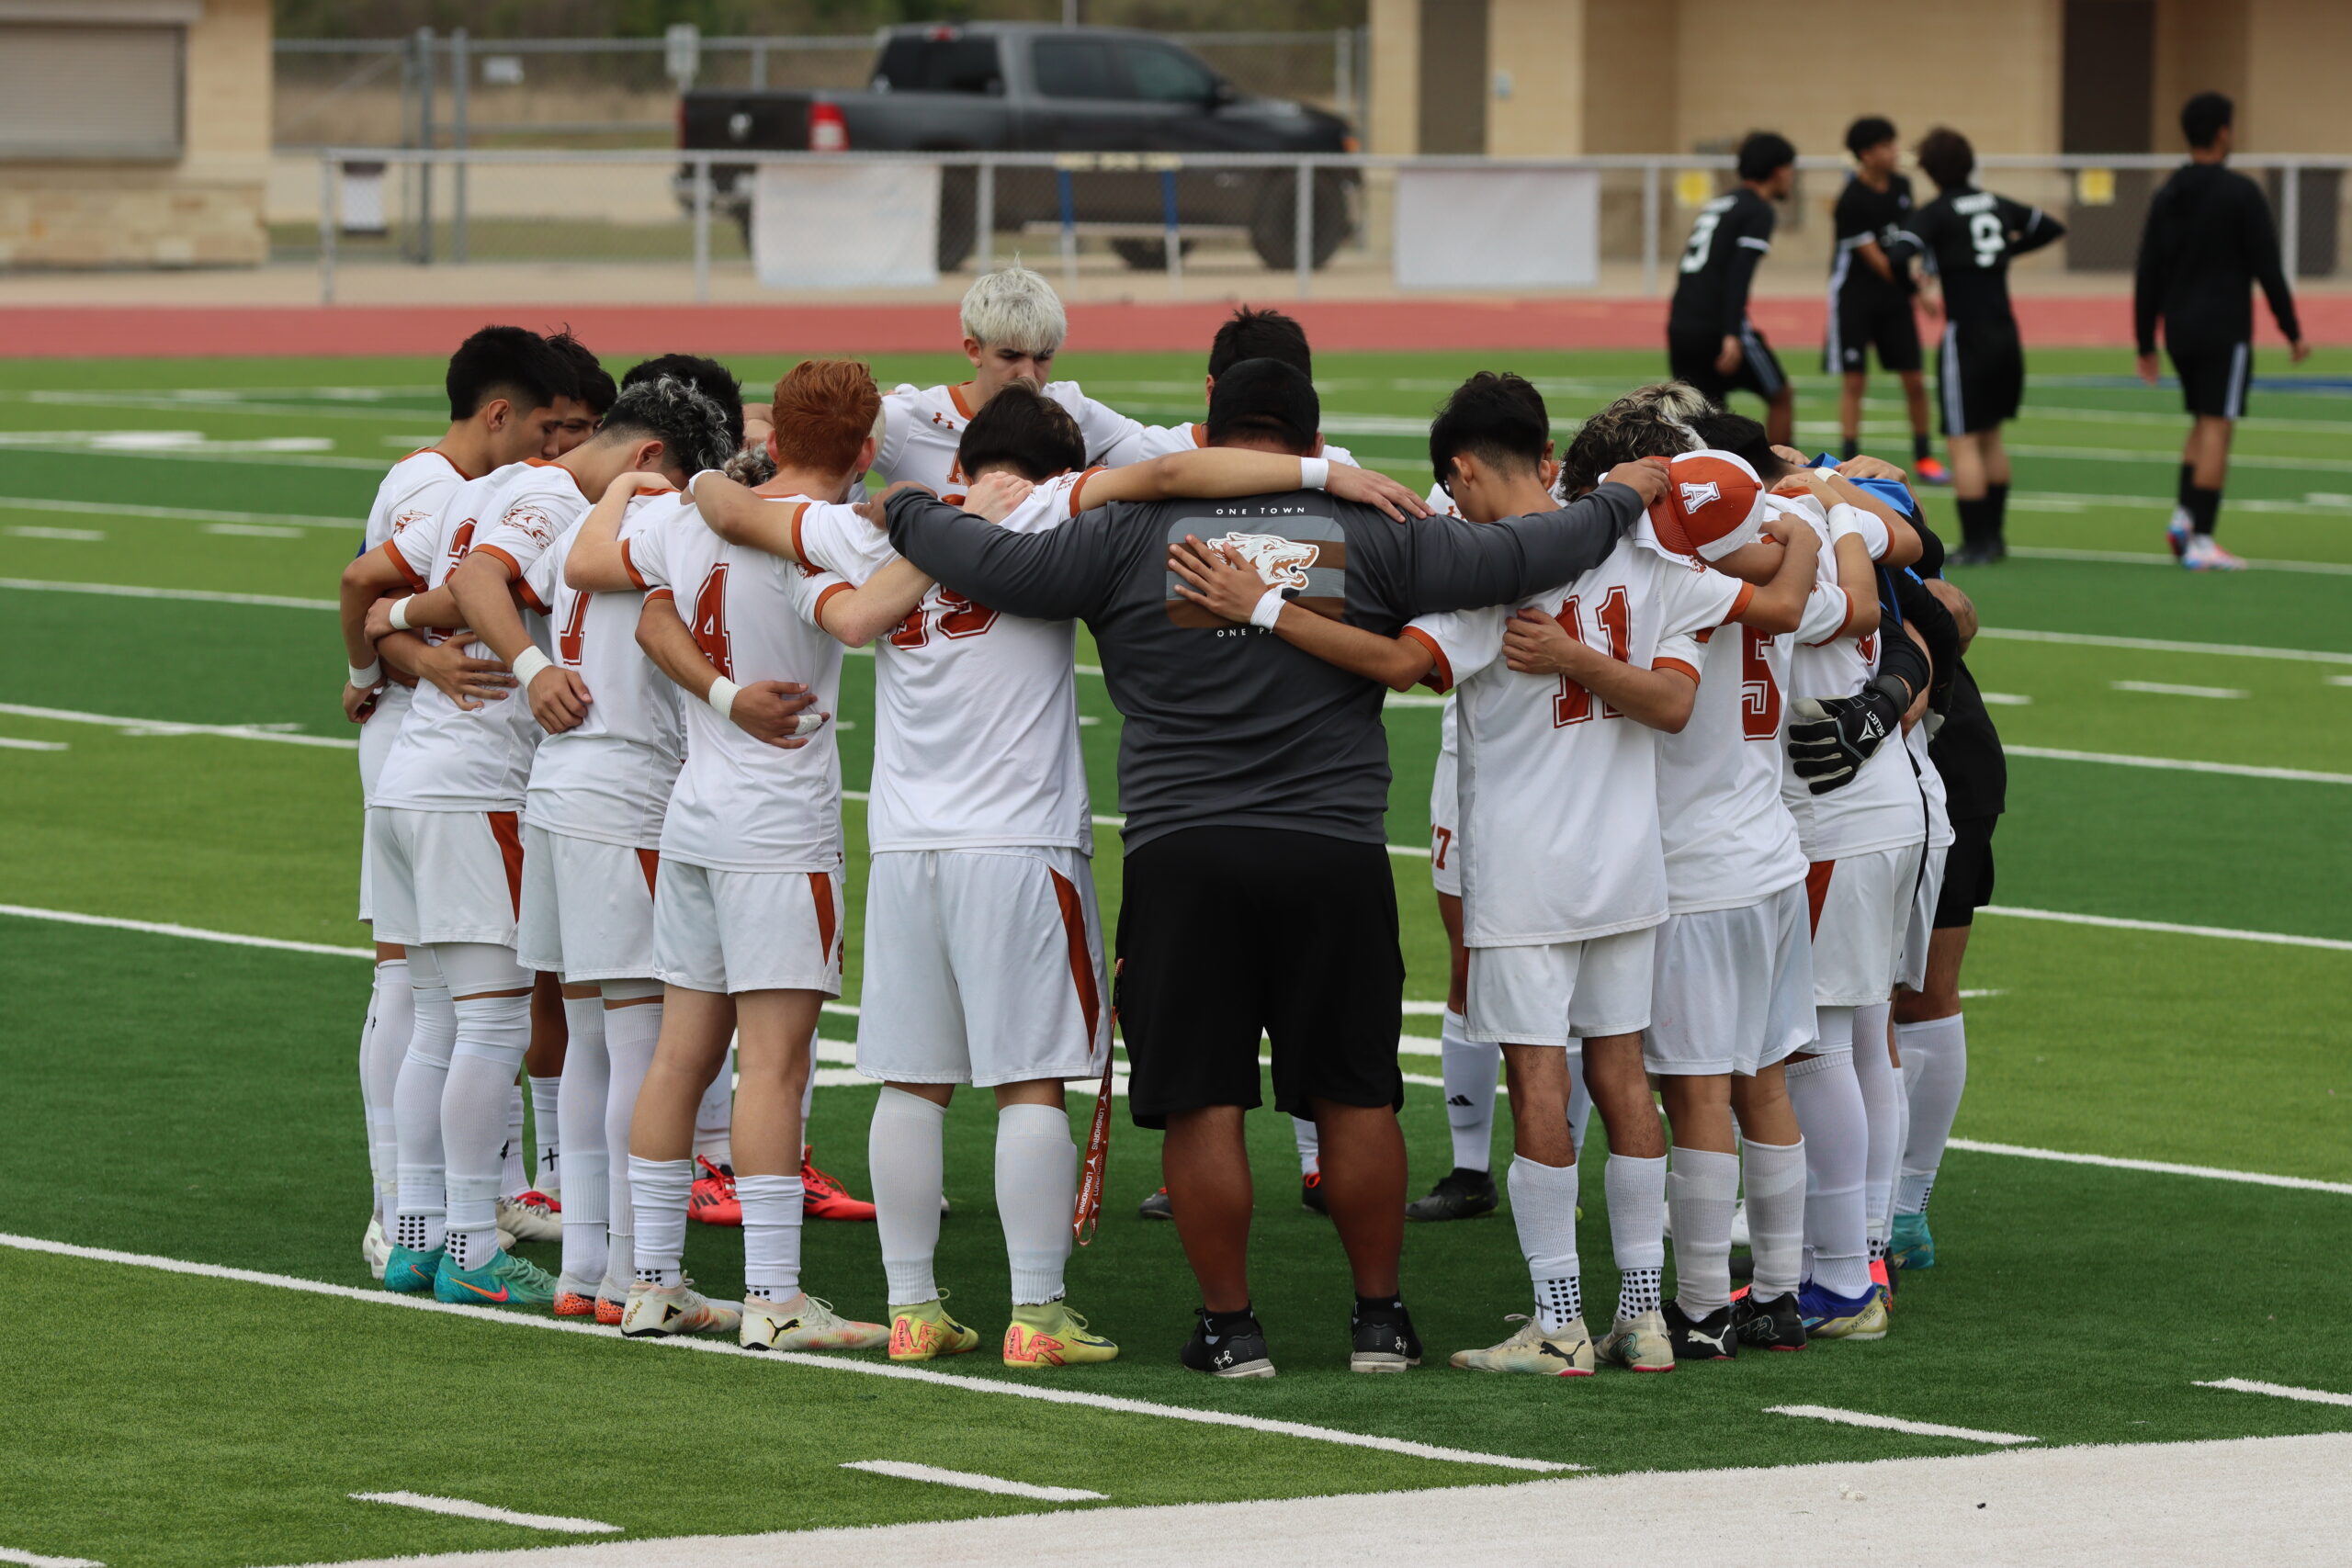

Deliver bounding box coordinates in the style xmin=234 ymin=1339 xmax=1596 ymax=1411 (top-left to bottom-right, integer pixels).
xmin=1164 ymin=512 xmax=1348 ymax=629
xmin=1211 ymin=532 xmax=1319 ymax=591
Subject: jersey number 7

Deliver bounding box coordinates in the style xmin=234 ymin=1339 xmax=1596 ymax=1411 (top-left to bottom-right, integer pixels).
xmin=1551 ymin=586 xmax=1631 ymax=728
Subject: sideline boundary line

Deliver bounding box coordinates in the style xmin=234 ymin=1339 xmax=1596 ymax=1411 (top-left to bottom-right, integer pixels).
xmin=1979 ymin=904 xmax=2352 ymax=952
xmin=0 ymin=577 xmax=335 ymax=611
xmin=1764 ymin=1405 xmax=2037 ymax=1446
xmin=0 ymin=1231 xmax=1574 ymax=1476
xmin=837 ymin=1461 xmax=1105 ymax=1503
xmin=2194 ymin=1378 xmax=2352 ymax=1408
xmin=1972 ymin=626 xmax=2352 ymax=666
xmin=0 ymin=494 xmax=354 ymax=530
xmin=1945 ymin=1141 xmax=2352 ymax=1197
xmin=349 ymin=1494 xmax=617 ymax=1535
xmin=2005 ymin=745 xmax=2352 ymax=784
xmin=0 ymin=702 xmax=356 ymax=749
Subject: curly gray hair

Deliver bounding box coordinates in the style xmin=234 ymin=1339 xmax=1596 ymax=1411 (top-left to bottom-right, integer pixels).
xmin=601 ymin=374 xmax=738 ymax=479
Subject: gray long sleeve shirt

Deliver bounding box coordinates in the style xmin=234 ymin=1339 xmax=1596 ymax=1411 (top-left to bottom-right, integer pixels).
xmin=886 ymin=480 xmax=1645 ymax=852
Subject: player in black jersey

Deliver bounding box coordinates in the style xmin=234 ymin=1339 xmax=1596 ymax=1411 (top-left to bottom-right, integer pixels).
xmin=1826 ymin=118 xmax=1948 ymax=486
xmin=2134 ymin=92 xmax=2309 ymax=572
xmin=1668 ymin=131 xmax=1796 ymax=446
xmin=1911 ymin=127 xmax=2064 ymax=565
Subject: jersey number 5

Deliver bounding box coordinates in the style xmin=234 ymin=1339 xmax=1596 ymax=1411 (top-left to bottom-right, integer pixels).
xmin=1551 ymin=586 xmax=1632 ymax=728
xmin=691 ymin=565 xmax=734 ymax=678
xmin=1740 ymin=625 xmax=1781 ymax=739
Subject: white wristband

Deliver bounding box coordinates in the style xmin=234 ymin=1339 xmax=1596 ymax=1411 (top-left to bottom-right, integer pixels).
xmin=1826 ymin=502 xmax=1863 ymax=543
xmin=1249 ymin=586 xmax=1288 ymax=630
xmin=388 ymin=595 xmax=415 ymax=632
xmin=347 ymin=660 xmax=382 ymax=690
xmin=510 ymin=647 xmax=554 ymax=686
xmin=1298 ymin=456 xmax=1329 ymax=491
xmin=706 ymin=675 xmax=741 ymax=721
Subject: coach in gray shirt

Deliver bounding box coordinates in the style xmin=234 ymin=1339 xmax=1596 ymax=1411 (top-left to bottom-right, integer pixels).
xmin=886 ymin=358 xmax=1667 ymax=1378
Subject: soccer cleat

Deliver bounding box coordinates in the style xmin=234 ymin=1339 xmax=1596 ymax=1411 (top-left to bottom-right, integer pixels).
xmin=381 ymin=1243 xmax=444 ymax=1294
xmin=2165 ymin=505 xmax=2192 ymax=558
xmin=1663 ymin=1301 xmax=1738 ymax=1360
xmin=2184 ymin=535 xmax=2245 ymax=571
xmin=1797 ymin=1280 xmax=1889 ymax=1341
xmin=1300 ymin=1169 xmax=1329 ymax=1216
xmin=1406 ymin=1166 xmax=1499 ymax=1222
xmin=1891 ymin=1211 xmax=1936 ymax=1271
xmin=594 ymin=1270 xmax=629 ymax=1327
xmin=1597 ymin=1308 xmax=1676 ymax=1371
xmin=741 ymin=1292 xmax=888 ymax=1352
xmin=1870 ymin=1257 xmax=1898 ymax=1303
xmin=435 ymin=1247 xmax=559 ymax=1308
xmin=1137 ymin=1187 xmax=1173 ymax=1221
xmin=553 ymin=1273 xmax=603 ymax=1320
xmin=362 ymin=1215 xmax=391 ymax=1281
xmin=497 ymin=1190 xmax=561 ymax=1244
xmin=1181 ymin=1307 xmax=1275 ymax=1378
xmin=688 ymin=1156 xmax=740 ymax=1226
xmin=801 ymin=1151 xmax=876 ymax=1222
xmin=1731 ymin=1290 xmax=1809 ymax=1350
xmin=1003 ymin=1300 xmax=1120 ymax=1368
xmin=620 ymin=1280 xmax=741 ymax=1338
xmin=1350 ymin=1301 xmax=1422 ymax=1373
xmin=1950 ymin=539 xmax=2006 ymax=567
xmin=1913 ymin=457 xmax=1952 ymax=487
xmin=1451 ymin=1314 xmax=1595 ymax=1376
xmin=888 ymin=1296 xmax=980 ymax=1361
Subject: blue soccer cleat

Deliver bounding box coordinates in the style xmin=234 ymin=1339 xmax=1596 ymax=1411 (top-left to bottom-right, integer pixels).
xmin=434 ymin=1247 xmax=559 ymax=1308
xmin=1891 ymin=1212 xmax=1936 ymax=1271
xmin=382 ymin=1244 xmax=444 ymax=1294
xmin=1797 ymin=1280 xmax=1888 ymax=1341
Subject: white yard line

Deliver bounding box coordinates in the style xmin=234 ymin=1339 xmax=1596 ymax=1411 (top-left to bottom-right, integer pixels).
xmin=203 ymin=523 xmax=307 ymax=539
xmin=0 ymin=905 xmax=372 ymax=958
xmin=0 ymin=738 xmax=67 ymax=751
xmin=2110 ymin=680 xmax=2248 ymax=699
xmin=1946 ymin=1141 xmax=2352 ymax=1196
xmin=349 ymin=1494 xmax=618 ymax=1534
xmin=4 ymin=525 xmax=103 ymax=542
xmin=1766 ymin=1405 xmax=2037 ymax=1445
xmin=2007 ymin=545 xmax=2352 ymax=577
xmin=2006 ymin=745 xmax=2352 ymax=785
xmin=0 ymin=1550 xmax=105 ymax=1568
xmin=1978 ymin=692 xmax=2033 ymax=705
xmin=0 ymin=1232 xmax=1572 ymax=1475
xmin=1979 ymin=904 xmax=2352 ymax=953
xmin=0 ymin=439 xmax=381 ymax=470
xmin=1973 ymin=626 xmax=2352 ymax=666
xmin=0 ymin=702 xmax=356 ymax=749
xmin=2001 ymin=443 xmax=2352 ymax=474
xmin=2193 ymin=1378 xmax=2352 ymax=1408
xmin=0 ymin=577 xmax=336 ymax=611
xmin=838 ymin=1461 xmax=1104 ymax=1503
xmin=0 ymin=495 xmax=353 ymax=529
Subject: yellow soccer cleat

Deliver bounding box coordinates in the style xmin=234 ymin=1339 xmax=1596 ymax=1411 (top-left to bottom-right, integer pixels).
xmin=620 ymin=1280 xmax=741 ymax=1339
xmin=1450 ymin=1314 xmax=1596 ymax=1377
xmin=1597 ymin=1308 xmax=1677 ymax=1372
xmin=741 ymin=1292 xmax=888 ymax=1352
xmin=1002 ymin=1300 xmax=1120 ymax=1368
xmin=888 ymin=1295 xmax=980 ymax=1361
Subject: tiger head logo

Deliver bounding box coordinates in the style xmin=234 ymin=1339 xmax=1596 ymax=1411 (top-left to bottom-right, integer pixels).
xmin=1209 ymin=532 xmax=1319 ymax=591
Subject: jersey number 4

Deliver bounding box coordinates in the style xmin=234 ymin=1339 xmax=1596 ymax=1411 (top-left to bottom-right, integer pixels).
xmin=692 ymin=565 xmax=734 ymax=679
xmin=1741 ymin=625 xmax=1781 ymax=740
xmin=1551 ymin=586 xmax=1632 ymax=728
xmin=888 ymin=592 xmax=1000 ymax=649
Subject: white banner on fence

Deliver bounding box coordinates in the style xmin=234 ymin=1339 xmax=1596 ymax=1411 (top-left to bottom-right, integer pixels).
xmin=753 ymin=162 xmax=940 ymax=290
xmin=1393 ymin=168 xmax=1600 ymax=290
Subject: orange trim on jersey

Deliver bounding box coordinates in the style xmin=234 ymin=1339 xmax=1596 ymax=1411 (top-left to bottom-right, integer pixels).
xmin=1807 ymin=588 xmax=1856 ymax=648
xmin=1189 ymin=423 xmax=1208 ymax=448
xmin=1049 ymin=868 xmax=1103 ymax=1046
xmin=524 ymin=458 xmax=591 ymax=500
xmin=645 ymin=587 xmax=675 ymax=605
xmin=1068 ymin=465 xmax=1108 ymax=516
xmin=406 ymin=446 xmax=480 ymax=481
xmin=1399 ymin=626 xmax=1453 ymax=693
xmin=784 ymin=501 xmax=813 ymax=562
xmin=489 ymin=811 xmax=526 ymax=919
xmin=636 ymin=848 xmax=660 ymax=897
xmin=473 ymin=544 xmax=525 ymax=582
xmin=1805 ymin=860 xmax=1835 ymax=936
xmin=812 ymin=580 xmax=854 ymax=624
xmin=1693 ymin=627 xmax=1715 ymax=645
xmin=1653 ymin=657 xmax=1702 ymax=683
xmin=947 ymin=383 xmax=978 ymax=420
xmin=514 ymin=577 xmax=551 ymax=616
xmin=620 ymin=538 xmax=648 ymax=592
xmin=379 ymin=538 xmax=429 ymax=593
xmin=1720 ymin=582 xmax=1756 ymax=625
xmin=808 ymin=874 xmax=839 ymax=965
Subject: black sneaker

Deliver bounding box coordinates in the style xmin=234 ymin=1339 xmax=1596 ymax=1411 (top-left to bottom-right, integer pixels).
xmin=1181 ymin=1307 xmax=1275 ymax=1378
xmin=1404 ymin=1166 xmax=1499 ymax=1222
xmin=1730 ymin=1290 xmax=1808 ymax=1351
xmin=1663 ymin=1300 xmax=1737 ymax=1360
xmin=1349 ymin=1299 xmax=1422 ymax=1373
xmin=1300 ymin=1170 xmax=1329 ymax=1216
xmin=1137 ymin=1187 xmax=1173 ymax=1222
xmin=1951 ymin=538 xmax=2007 ymax=567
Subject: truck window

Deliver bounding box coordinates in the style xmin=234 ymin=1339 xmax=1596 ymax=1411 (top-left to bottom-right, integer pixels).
xmin=876 ymin=34 xmax=1002 ymax=94
xmin=1116 ymin=42 xmax=1217 ymax=104
xmin=1032 ymin=37 xmax=1125 ymax=100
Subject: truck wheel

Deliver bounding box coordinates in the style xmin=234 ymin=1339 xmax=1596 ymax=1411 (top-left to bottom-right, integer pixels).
xmin=1109 ymin=237 xmax=1195 ymax=271
xmin=937 ymin=164 xmax=978 ymax=272
xmin=1248 ymin=170 xmax=1352 ymax=271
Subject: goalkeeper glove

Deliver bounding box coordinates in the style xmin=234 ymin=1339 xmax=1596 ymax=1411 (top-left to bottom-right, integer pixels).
xmin=1786 ymin=674 xmax=1908 ymax=795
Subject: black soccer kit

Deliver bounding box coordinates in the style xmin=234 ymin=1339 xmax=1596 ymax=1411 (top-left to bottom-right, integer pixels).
xmin=2134 ymin=163 xmax=2302 ymax=418
xmin=1826 ymin=171 xmax=1924 ymax=374
xmin=1912 ymin=186 xmax=2064 ymax=434
xmin=1668 ymin=186 xmax=1785 ymax=401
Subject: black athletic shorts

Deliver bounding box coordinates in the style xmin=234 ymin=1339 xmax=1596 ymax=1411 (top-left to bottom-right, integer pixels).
xmin=2167 ymin=337 xmax=2252 ymax=420
xmin=1114 ymin=827 xmax=1405 ymax=1131
xmin=1932 ymin=815 xmax=1998 ymax=928
xmin=1668 ymin=319 xmax=1787 ymax=403
xmin=1934 ymin=317 xmax=2024 ymax=436
xmin=1826 ymin=293 xmax=1923 ymax=375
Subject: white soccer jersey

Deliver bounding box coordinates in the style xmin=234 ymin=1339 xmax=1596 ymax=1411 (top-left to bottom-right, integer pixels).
xmin=628 ymin=495 xmax=851 ymax=874
xmin=1408 ymin=537 xmax=1749 ymax=947
xmin=1775 ymin=496 xmax=1929 ymax=860
xmin=521 ymin=491 xmax=690 ymax=850
xmin=1120 ymin=421 xmax=1356 ymax=468
xmin=872 ymin=381 xmax=1142 ymax=499
xmin=793 ymin=470 xmax=1095 ymax=853
xmin=358 ymin=448 xmax=475 ymax=779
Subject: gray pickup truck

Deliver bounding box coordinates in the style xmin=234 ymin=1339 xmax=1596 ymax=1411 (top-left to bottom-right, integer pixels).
xmin=677 ymin=22 xmax=1359 ymax=272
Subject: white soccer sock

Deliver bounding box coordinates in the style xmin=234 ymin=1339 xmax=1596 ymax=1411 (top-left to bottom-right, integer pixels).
xmin=1898 ymin=1012 xmax=1967 ymax=1213
xmin=1290 ymin=1115 xmax=1320 ymax=1178
xmin=740 ymin=1173 xmax=805 ymax=1301
xmin=694 ymin=1045 xmax=735 ymax=1168
xmin=600 ymin=987 xmax=662 ymax=1290
xmin=1509 ymin=1154 xmax=1582 ymax=1334
xmin=528 ymin=1073 xmax=563 ymax=1199
xmin=997 ymin=1103 xmax=1078 ymax=1305
xmin=437 ymin=944 xmax=534 ymax=1271
xmin=628 ymin=1155 xmax=693 ymax=1287
xmin=1852 ymin=999 xmax=1899 ymax=1254
xmin=1785 ymin=1048 xmax=1871 ymax=1299
xmin=391 ymin=952 xmax=455 ymax=1254
xmin=363 ymin=957 xmax=413 ymax=1223
xmin=1667 ymin=1145 xmax=1740 ymax=1317
xmin=868 ymin=1087 xmax=946 ymax=1305
xmin=1738 ymin=1136 xmax=1807 ymax=1302
xmin=1605 ymin=1153 xmax=1668 ymax=1320
xmin=1439 ymin=1010 xmax=1501 ymax=1173
xmin=501 ymin=1084 xmax=528 ymax=1201
xmin=556 ymin=996 xmax=609 ymax=1285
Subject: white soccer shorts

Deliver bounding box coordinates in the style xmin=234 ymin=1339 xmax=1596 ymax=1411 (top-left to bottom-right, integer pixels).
xmin=653 ymin=858 xmax=843 ymax=996
xmin=1806 ymin=841 xmax=1927 ymax=1008
xmin=1464 ymin=925 xmax=1657 ymax=1045
xmin=1898 ymin=843 xmax=1952 ymax=993
xmin=1647 ymin=883 xmax=1816 ymax=1077
xmin=354 ymin=689 xmax=411 ymax=924
xmin=1429 ymin=759 xmax=1462 ymax=899
xmin=855 ymin=847 xmax=1109 ymax=1088
xmin=368 ymin=805 xmax=524 ymax=949
xmin=516 ymin=824 xmax=659 ymax=982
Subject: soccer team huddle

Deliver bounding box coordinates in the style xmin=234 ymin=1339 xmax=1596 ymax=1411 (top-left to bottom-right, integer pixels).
xmin=341 ymin=262 xmax=1999 ymax=1381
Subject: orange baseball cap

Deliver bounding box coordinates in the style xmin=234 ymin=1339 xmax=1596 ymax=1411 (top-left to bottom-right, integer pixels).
xmin=1646 ymin=449 xmax=1768 ymax=562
